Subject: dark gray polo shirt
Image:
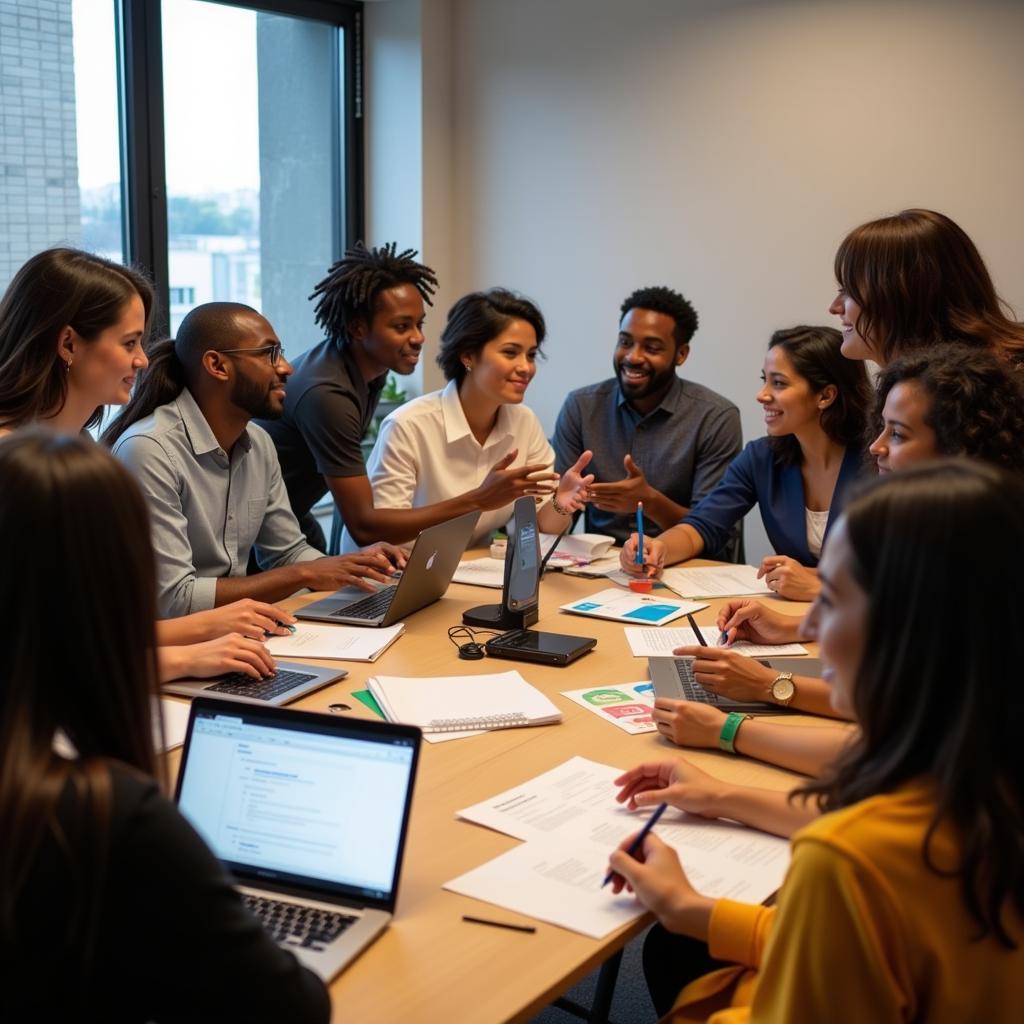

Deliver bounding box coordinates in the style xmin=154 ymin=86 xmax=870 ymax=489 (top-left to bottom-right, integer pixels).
xmin=257 ymin=339 xmax=385 ymax=524
xmin=553 ymin=375 xmax=742 ymax=545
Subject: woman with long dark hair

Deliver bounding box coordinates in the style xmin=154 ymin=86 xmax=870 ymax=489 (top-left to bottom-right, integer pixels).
xmin=0 ymin=247 xmax=296 ymax=679
xmin=609 ymin=461 xmax=1024 ymax=1021
xmin=621 ymin=325 xmax=872 ymax=604
xmin=830 ymin=208 xmax=1024 ymax=366
xmin=0 ymin=432 xmax=328 ymax=1021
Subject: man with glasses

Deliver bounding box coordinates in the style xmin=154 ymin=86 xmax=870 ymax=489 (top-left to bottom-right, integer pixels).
xmin=108 ymin=301 xmax=401 ymax=618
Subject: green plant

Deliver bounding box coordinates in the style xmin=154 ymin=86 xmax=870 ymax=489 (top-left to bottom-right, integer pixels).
xmin=381 ymin=374 xmax=407 ymax=402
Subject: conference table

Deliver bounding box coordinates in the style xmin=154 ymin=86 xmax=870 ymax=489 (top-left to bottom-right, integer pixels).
xmin=169 ymin=559 xmax=825 ymax=1023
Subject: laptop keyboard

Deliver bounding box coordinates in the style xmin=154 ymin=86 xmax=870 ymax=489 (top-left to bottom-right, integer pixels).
xmin=329 ymin=586 xmax=396 ymax=620
xmin=672 ymin=658 xmax=722 ymax=705
xmin=205 ymin=668 xmax=317 ymax=702
xmin=242 ymin=893 xmax=358 ymax=950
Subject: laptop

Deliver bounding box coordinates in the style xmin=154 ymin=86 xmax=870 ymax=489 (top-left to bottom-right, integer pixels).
xmin=176 ymin=698 xmax=421 ymax=981
xmin=164 ymin=660 xmax=347 ymax=707
xmin=648 ymin=656 xmax=822 ymax=714
xmin=297 ymin=510 xmax=480 ymax=626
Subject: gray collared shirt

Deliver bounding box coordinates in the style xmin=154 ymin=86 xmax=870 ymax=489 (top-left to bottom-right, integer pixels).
xmin=553 ymin=375 xmax=742 ymax=546
xmin=112 ymin=388 xmax=321 ymax=617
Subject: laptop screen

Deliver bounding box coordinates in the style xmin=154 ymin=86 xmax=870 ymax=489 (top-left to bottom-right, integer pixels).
xmin=176 ymin=701 xmax=419 ymax=910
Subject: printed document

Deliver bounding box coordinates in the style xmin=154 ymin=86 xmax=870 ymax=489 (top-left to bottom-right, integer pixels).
xmin=446 ymin=756 xmax=790 ymax=937
xmin=625 ymin=627 xmax=808 ymax=659
xmin=265 ymin=622 xmax=405 ymax=662
xmin=661 ymin=565 xmax=772 ymax=598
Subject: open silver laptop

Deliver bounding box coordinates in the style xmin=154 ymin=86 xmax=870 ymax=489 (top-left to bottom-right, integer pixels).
xmin=297 ymin=510 xmax=480 ymax=626
xmin=164 ymin=660 xmax=347 ymax=706
xmin=176 ymin=698 xmax=421 ymax=981
xmin=649 ymin=656 xmax=822 ymax=714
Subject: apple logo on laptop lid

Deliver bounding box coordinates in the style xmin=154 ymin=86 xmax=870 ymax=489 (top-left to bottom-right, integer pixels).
xmin=425 ymin=551 xmax=438 ymax=571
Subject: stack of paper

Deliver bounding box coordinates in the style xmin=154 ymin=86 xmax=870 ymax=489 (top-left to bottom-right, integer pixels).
xmin=265 ymin=622 xmax=405 ymax=662
xmin=624 ymin=626 xmax=808 ymax=658
xmin=661 ymin=565 xmax=772 ymax=598
xmin=445 ymin=756 xmax=791 ymax=938
xmin=368 ymin=670 xmax=562 ymax=741
xmin=452 ymin=557 xmax=505 ymax=589
xmin=540 ymin=532 xmax=616 ymax=565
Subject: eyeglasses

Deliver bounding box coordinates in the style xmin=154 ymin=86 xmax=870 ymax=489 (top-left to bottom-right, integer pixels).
xmin=218 ymin=343 xmax=284 ymax=366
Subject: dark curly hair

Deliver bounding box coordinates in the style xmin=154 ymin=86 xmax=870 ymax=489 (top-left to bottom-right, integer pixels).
xmin=310 ymin=241 xmax=438 ymax=344
xmin=873 ymin=344 xmax=1024 ymax=474
xmin=619 ymin=286 xmax=698 ymax=350
xmin=437 ymin=288 xmax=545 ymax=386
xmin=767 ymin=325 xmax=873 ymax=467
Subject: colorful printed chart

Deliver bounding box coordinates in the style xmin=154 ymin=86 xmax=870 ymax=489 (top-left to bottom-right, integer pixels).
xmin=560 ymin=682 xmax=657 ymax=734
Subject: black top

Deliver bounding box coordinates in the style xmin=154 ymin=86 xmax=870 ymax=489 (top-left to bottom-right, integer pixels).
xmin=2 ymin=762 xmax=329 ymax=1024
xmin=258 ymin=339 xmax=385 ymax=523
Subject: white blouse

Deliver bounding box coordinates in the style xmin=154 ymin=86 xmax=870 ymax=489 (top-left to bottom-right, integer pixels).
xmin=340 ymin=379 xmax=554 ymax=552
xmin=805 ymin=507 xmax=830 ymax=559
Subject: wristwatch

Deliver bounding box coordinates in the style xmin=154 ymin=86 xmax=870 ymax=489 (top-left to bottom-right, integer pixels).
xmin=770 ymin=671 xmax=796 ymax=706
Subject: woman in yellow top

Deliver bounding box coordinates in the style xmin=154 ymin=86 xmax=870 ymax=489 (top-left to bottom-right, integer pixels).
xmin=607 ymin=460 xmax=1024 ymax=1022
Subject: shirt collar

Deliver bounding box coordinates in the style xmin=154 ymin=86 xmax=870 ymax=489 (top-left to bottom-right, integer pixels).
xmin=616 ymin=375 xmax=685 ymax=417
xmin=175 ymin=387 xmax=252 ymax=457
xmin=439 ymin=379 xmax=514 ymax=449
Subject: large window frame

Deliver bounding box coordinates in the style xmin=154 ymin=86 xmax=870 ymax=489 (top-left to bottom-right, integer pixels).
xmin=115 ymin=0 xmax=363 ymax=337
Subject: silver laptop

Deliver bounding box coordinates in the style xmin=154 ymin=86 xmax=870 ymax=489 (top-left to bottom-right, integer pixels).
xmin=176 ymin=698 xmax=421 ymax=981
xmin=297 ymin=510 xmax=480 ymax=626
xmin=648 ymin=656 xmax=822 ymax=714
xmin=164 ymin=659 xmax=347 ymax=706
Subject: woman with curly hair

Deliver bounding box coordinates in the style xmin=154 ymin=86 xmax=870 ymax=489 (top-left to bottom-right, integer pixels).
xmin=871 ymin=344 xmax=1024 ymax=475
xmin=829 ymin=208 xmax=1024 ymax=366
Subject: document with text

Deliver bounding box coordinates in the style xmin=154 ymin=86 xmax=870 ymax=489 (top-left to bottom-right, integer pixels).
xmin=446 ymin=756 xmax=791 ymax=937
xmin=624 ymin=627 xmax=808 ymax=659
xmin=661 ymin=565 xmax=772 ymax=599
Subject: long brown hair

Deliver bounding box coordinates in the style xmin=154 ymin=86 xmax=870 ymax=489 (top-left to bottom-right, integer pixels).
xmin=0 ymin=432 xmax=162 ymax=971
xmin=0 ymin=248 xmax=155 ymax=431
xmin=802 ymin=461 xmax=1024 ymax=947
xmin=834 ymin=208 xmax=1024 ymax=365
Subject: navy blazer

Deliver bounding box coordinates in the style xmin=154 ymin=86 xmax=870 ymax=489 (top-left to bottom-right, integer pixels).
xmin=682 ymin=437 xmax=864 ymax=566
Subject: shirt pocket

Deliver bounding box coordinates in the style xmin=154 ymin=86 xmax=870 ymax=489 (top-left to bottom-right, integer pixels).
xmin=248 ymin=496 xmax=269 ymax=534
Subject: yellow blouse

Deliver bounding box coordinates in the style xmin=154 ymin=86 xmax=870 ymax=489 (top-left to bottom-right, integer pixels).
xmin=670 ymin=784 xmax=1024 ymax=1023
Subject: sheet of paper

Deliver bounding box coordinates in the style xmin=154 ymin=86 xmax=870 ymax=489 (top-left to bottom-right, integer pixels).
xmin=561 ymin=588 xmax=708 ymax=626
xmin=624 ymin=627 xmax=808 ymax=658
xmin=264 ymin=622 xmax=404 ymax=661
xmin=157 ymin=697 xmax=191 ymax=752
xmin=452 ymin=557 xmax=506 ymax=589
xmin=449 ymin=756 xmax=791 ymax=937
xmin=661 ymin=565 xmax=772 ymax=598
xmin=562 ymin=555 xmax=622 ymax=578
xmin=560 ymin=683 xmax=657 ymax=734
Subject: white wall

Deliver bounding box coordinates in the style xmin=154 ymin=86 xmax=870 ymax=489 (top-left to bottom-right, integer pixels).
xmin=366 ymin=0 xmax=1024 ymax=556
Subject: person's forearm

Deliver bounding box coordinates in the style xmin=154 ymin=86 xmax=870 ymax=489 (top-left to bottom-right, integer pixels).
xmin=537 ymin=502 xmax=574 ymax=534
xmin=341 ymin=493 xmax=484 ymax=547
xmin=155 ymin=611 xmax=218 ymax=646
xmin=659 ymin=523 xmax=704 ymax=565
xmin=156 ymin=645 xmax=189 ymax=683
xmin=215 ymin=564 xmax=312 ymax=605
xmin=734 ymin=721 xmax=855 ymax=777
xmin=711 ymin=783 xmax=819 ymax=838
xmin=641 ymin=489 xmax=689 ymax=531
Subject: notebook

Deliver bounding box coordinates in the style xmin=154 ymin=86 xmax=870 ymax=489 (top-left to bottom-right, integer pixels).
xmin=368 ymin=670 xmax=562 ymax=735
xmin=264 ymin=622 xmax=405 ymax=662
xmin=163 ymin=660 xmax=347 ymax=706
xmin=175 ymin=698 xmax=421 ymax=982
xmin=296 ymin=511 xmax=480 ymax=626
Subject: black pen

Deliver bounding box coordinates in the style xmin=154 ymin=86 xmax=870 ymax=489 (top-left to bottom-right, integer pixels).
xmin=686 ymin=613 xmax=708 ymax=647
xmin=462 ymin=914 xmax=536 ymax=934
xmin=602 ymin=801 xmax=669 ymax=888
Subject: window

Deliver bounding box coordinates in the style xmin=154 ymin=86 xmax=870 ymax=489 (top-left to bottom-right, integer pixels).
xmin=0 ymin=0 xmax=362 ymax=338
xmin=0 ymin=0 xmax=125 ymax=292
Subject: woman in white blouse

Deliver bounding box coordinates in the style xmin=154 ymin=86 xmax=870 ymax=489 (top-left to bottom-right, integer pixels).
xmin=345 ymin=288 xmax=593 ymax=551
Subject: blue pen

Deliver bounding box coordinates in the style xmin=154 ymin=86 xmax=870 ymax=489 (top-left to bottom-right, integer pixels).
xmin=635 ymin=501 xmax=645 ymax=567
xmin=602 ymin=801 xmax=668 ymax=888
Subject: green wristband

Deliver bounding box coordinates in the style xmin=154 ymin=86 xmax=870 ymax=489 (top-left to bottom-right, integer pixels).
xmin=718 ymin=712 xmax=752 ymax=754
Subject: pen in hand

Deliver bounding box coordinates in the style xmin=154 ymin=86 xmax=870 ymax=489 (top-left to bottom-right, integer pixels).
xmin=635 ymin=501 xmax=645 ymax=568
xmin=602 ymin=801 xmax=668 ymax=888
xmin=686 ymin=613 xmax=708 ymax=647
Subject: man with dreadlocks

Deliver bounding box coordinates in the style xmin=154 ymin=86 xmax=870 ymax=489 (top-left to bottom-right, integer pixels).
xmin=257 ymin=242 xmax=438 ymax=549
xmin=553 ymin=285 xmax=742 ymax=555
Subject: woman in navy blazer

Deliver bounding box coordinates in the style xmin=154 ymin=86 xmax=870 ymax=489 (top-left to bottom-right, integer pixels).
xmin=621 ymin=325 xmax=871 ymax=600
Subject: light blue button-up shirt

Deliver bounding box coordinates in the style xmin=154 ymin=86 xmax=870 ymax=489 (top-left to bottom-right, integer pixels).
xmin=112 ymin=387 xmax=321 ymax=617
